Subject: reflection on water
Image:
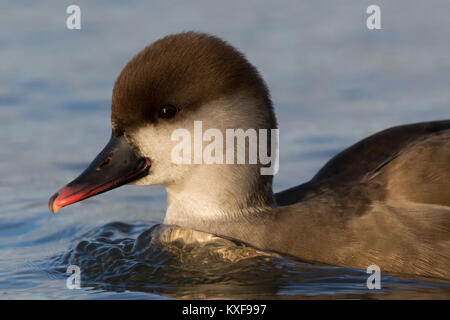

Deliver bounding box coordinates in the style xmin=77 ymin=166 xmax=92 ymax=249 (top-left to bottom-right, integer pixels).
xmin=43 ymin=223 xmax=449 ymax=299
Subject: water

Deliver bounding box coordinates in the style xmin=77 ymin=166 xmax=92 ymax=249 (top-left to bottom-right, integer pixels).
xmin=1 ymin=0 xmax=449 ymax=299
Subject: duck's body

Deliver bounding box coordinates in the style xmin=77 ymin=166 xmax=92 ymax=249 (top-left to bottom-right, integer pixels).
xmin=49 ymin=32 xmax=450 ymax=279
xmin=203 ymin=121 xmax=450 ymax=279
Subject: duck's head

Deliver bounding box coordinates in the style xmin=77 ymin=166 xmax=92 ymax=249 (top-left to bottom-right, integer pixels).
xmin=49 ymin=32 xmax=277 ymax=225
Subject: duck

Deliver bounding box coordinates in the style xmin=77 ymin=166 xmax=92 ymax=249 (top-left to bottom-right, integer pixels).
xmin=48 ymin=32 xmax=450 ymax=279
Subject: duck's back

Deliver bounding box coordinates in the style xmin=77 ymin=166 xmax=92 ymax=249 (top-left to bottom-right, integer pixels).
xmin=276 ymin=120 xmax=450 ymax=206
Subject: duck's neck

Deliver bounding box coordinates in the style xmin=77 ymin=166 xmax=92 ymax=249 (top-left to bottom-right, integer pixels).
xmin=162 ymin=170 xmax=350 ymax=266
xmin=163 ymin=164 xmax=275 ymax=230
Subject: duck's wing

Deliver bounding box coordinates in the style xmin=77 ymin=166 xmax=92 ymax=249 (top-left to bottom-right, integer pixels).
xmin=276 ymin=120 xmax=450 ymax=206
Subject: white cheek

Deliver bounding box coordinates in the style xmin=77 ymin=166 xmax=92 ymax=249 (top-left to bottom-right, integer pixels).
xmin=127 ymin=125 xmax=174 ymax=185
xmin=126 ymin=120 xmax=197 ymax=186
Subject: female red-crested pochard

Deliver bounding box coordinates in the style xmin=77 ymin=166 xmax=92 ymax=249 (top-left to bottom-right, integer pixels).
xmin=49 ymin=32 xmax=450 ymax=279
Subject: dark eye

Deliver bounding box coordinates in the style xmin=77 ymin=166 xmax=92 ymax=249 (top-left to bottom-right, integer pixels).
xmin=158 ymin=104 xmax=179 ymax=119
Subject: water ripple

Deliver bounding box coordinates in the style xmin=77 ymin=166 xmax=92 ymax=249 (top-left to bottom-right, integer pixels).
xmin=42 ymin=223 xmax=450 ymax=299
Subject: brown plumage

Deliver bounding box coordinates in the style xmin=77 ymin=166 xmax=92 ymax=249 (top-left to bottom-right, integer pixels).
xmin=270 ymin=121 xmax=450 ymax=279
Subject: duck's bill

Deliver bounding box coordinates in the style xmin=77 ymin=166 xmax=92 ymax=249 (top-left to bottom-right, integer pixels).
xmin=48 ymin=135 xmax=151 ymax=214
